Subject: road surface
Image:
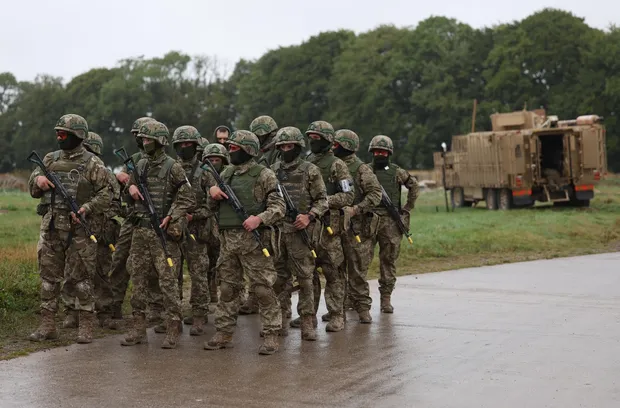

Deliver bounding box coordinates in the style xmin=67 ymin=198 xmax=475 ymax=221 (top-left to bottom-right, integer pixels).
xmin=1 ymin=253 xmax=619 ymax=408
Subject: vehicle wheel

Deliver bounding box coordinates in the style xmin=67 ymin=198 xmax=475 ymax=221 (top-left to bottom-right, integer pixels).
xmin=451 ymin=187 xmax=465 ymax=208
xmin=485 ymin=189 xmax=498 ymax=210
xmin=498 ymin=189 xmax=513 ymax=210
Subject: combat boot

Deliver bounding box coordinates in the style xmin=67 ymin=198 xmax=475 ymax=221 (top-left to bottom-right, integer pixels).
xmin=183 ymin=316 xmax=193 ymax=325
xmin=97 ymin=312 xmax=113 ymax=329
xmin=204 ymin=331 xmax=233 ymax=350
xmin=28 ymin=309 xmax=58 ymax=342
xmin=359 ymin=310 xmax=372 ymax=324
xmin=301 ymin=315 xmax=317 ymax=341
xmin=279 ymin=314 xmax=289 ymax=337
xmin=239 ymin=294 xmax=259 ymax=315
xmin=290 ymin=315 xmax=317 ymax=329
xmin=325 ymin=314 xmax=345 ymax=332
xmin=62 ymin=310 xmax=78 ymax=329
xmin=380 ymin=295 xmax=394 ymax=314
xmin=120 ymin=313 xmax=148 ymax=346
xmin=161 ymin=319 xmax=181 ymax=349
xmin=258 ymin=333 xmax=279 ymax=355
xmin=321 ymin=312 xmax=330 ymax=322
xmin=77 ymin=311 xmax=95 ymax=344
xmin=189 ymin=316 xmax=205 ymax=336
xmin=153 ymin=320 xmax=167 ymax=333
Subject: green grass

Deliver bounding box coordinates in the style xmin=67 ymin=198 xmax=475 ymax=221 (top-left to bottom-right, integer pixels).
xmin=1 ymin=177 xmax=620 ymax=359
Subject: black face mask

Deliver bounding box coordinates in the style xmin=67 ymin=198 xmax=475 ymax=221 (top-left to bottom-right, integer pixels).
xmin=58 ymin=134 xmax=82 ymax=151
xmin=333 ymin=145 xmax=353 ymax=158
xmin=135 ymin=135 xmax=143 ymax=150
xmin=230 ymin=150 xmax=252 ymax=165
xmin=175 ymin=144 xmax=197 ymax=161
xmin=144 ymin=141 xmax=162 ymax=156
xmin=373 ymin=155 xmax=390 ymax=169
xmin=280 ymin=145 xmax=302 ymax=163
xmin=309 ymin=138 xmax=331 ymax=154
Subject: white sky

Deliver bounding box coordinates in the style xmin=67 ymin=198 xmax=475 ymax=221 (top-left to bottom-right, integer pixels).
xmin=1 ymin=0 xmax=617 ymax=82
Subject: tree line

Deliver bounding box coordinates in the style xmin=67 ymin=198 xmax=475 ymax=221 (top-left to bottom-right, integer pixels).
xmin=1 ymin=8 xmax=619 ymax=172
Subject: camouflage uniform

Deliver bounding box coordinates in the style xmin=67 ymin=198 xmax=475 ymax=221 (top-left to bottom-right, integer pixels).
xmin=200 ymin=143 xmax=231 ymax=303
xmin=239 ymin=116 xmax=281 ymax=315
xmin=83 ymin=132 xmax=122 ymax=326
xmin=271 ymin=127 xmax=328 ymax=341
xmin=204 ymin=130 xmax=285 ymax=355
xmin=368 ymin=136 xmax=419 ymax=313
xmin=335 ymin=129 xmax=382 ymax=323
xmin=172 ymin=125 xmax=210 ymax=336
xmin=303 ymin=121 xmax=355 ymax=332
xmin=28 ymin=114 xmax=112 ymax=344
xmin=122 ymin=121 xmax=195 ymax=349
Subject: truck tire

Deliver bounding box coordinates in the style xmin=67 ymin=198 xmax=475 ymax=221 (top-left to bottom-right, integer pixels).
xmin=498 ymin=189 xmax=513 ymax=210
xmin=485 ymin=188 xmax=498 ymax=210
xmin=451 ymin=187 xmax=471 ymax=208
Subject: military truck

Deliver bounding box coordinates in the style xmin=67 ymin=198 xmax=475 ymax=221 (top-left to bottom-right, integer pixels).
xmin=433 ymin=109 xmax=607 ymax=209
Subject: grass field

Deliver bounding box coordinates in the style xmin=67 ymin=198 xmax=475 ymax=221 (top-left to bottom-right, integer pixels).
xmin=1 ymin=176 xmax=619 ymax=359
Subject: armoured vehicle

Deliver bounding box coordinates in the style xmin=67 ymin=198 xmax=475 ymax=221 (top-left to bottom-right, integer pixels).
xmin=433 ymin=109 xmax=607 ymax=209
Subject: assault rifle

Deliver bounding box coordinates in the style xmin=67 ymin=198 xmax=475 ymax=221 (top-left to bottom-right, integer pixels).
xmin=27 ymin=151 xmax=115 ymax=251
xmin=114 ymin=147 xmax=174 ymax=266
xmin=380 ymin=186 xmax=413 ymax=245
xmin=201 ymin=160 xmax=270 ymax=257
xmin=276 ymin=182 xmax=317 ymax=258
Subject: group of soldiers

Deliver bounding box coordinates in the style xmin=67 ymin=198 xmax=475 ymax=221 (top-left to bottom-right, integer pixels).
xmin=27 ymin=113 xmax=418 ymax=355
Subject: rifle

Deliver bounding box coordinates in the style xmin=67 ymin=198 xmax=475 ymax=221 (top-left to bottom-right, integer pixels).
xmin=380 ymin=186 xmax=413 ymax=245
xmin=275 ymin=182 xmax=317 ymax=258
xmin=201 ymin=160 xmax=270 ymax=257
xmin=114 ymin=147 xmax=174 ymax=267
xmin=27 ymin=151 xmax=115 ymax=251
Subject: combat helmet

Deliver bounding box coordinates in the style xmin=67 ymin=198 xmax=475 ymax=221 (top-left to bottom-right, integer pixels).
xmin=250 ymin=116 xmax=278 ymax=137
xmin=368 ymin=135 xmax=394 ymax=154
xmin=227 ymin=130 xmax=260 ymax=157
xmin=275 ymin=126 xmax=305 ymax=148
xmin=131 ymin=116 xmax=156 ymax=134
xmin=196 ymin=136 xmax=208 ymax=153
xmin=54 ymin=114 xmax=89 ymax=139
xmin=202 ymin=143 xmax=230 ymax=164
xmin=334 ymin=129 xmax=360 ymax=152
xmin=305 ymin=121 xmax=335 ymax=142
xmin=172 ymin=125 xmax=202 ymax=145
xmin=84 ymin=132 xmax=103 ymax=155
xmin=138 ymin=121 xmax=170 ymax=146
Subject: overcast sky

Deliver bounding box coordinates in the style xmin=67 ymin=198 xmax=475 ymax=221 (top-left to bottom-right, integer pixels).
xmin=1 ymin=0 xmax=617 ymax=83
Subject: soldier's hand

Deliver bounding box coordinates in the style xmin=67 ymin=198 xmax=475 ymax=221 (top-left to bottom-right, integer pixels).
xmin=160 ymin=216 xmax=171 ymax=230
xmin=209 ymin=186 xmax=228 ymax=201
xmin=243 ymin=215 xmax=262 ymax=232
xmin=186 ymin=213 xmax=193 ymax=222
xmin=116 ymin=171 xmax=130 ymax=185
xmin=129 ymin=185 xmax=144 ymax=201
xmin=36 ymin=176 xmax=55 ymax=191
xmin=71 ymin=207 xmax=87 ymax=224
xmin=342 ymin=206 xmax=358 ymax=218
xmin=293 ymin=214 xmax=310 ymax=230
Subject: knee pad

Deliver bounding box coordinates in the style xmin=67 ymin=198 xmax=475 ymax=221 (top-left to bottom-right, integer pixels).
xmin=253 ymin=284 xmax=272 ymax=300
xmin=75 ymin=280 xmax=92 ymax=300
xmin=219 ymin=281 xmax=238 ymax=302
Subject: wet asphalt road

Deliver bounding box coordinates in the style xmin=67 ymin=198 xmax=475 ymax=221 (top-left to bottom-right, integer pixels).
xmin=1 ymin=253 xmax=619 ymax=408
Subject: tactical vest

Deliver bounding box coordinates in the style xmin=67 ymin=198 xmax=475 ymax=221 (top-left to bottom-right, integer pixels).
xmin=312 ymin=153 xmax=338 ymax=195
xmin=134 ymin=156 xmax=176 ymax=219
xmin=373 ymin=163 xmax=401 ymax=213
xmin=40 ymin=150 xmax=95 ymax=211
xmin=183 ymin=158 xmax=206 ymax=206
xmin=273 ymin=160 xmax=312 ymax=217
xmin=346 ymin=156 xmax=364 ymax=205
xmin=218 ymin=163 xmax=266 ymax=229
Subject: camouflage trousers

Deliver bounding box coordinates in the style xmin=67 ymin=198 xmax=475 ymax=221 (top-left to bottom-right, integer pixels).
xmin=342 ymin=222 xmax=374 ymax=312
xmin=93 ymin=242 xmax=114 ymax=314
xmin=37 ymin=229 xmax=96 ymax=313
xmin=371 ymin=215 xmax=406 ymax=296
xmin=214 ymin=229 xmax=281 ymax=335
xmin=106 ymin=220 xmax=133 ymax=312
xmin=180 ymin=236 xmax=210 ymax=317
xmin=206 ymin=222 xmax=220 ymax=296
xmin=314 ymin=229 xmax=345 ymax=316
xmin=129 ymin=227 xmax=182 ymax=322
xmin=273 ymin=229 xmax=315 ymax=317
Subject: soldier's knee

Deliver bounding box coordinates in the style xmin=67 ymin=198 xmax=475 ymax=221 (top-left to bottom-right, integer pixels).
xmin=75 ymin=281 xmax=92 ymax=299
xmin=219 ymin=282 xmax=237 ymax=302
xmin=253 ymin=284 xmax=273 ymax=300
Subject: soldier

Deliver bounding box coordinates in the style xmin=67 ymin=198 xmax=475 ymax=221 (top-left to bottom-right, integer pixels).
xmin=271 ymin=127 xmax=328 ymax=340
xmin=214 ymin=125 xmax=231 ymax=145
xmin=291 ymin=120 xmax=354 ymax=333
xmin=172 ymin=125 xmax=210 ymax=336
xmin=121 ymin=121 xmax=195 ymax=349
xmin=83 ymin=132 xmax=122 ymax=327
xmin=200 ymin=143 xmax=231 ymax=304
xmin=367 ymin=135 xmax=419 ymax=313
xmin=107 ymin=116 xmax=165 ymax=331
xmin=333 ymin=129 xmax=382 ymax=323
xmin=238 ymin=116 xmax=281 ymax=316
xmin=203 ymin=130 xmax=285 ymax=355
xmin=28 ymin=114 xmax=112 ymax=344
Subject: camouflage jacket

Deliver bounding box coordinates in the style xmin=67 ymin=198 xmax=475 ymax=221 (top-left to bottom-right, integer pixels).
xmin=341 ymin=155 xmax=382 ymax=214
xmin=307 ymin=151 xmax=355 ymax=210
